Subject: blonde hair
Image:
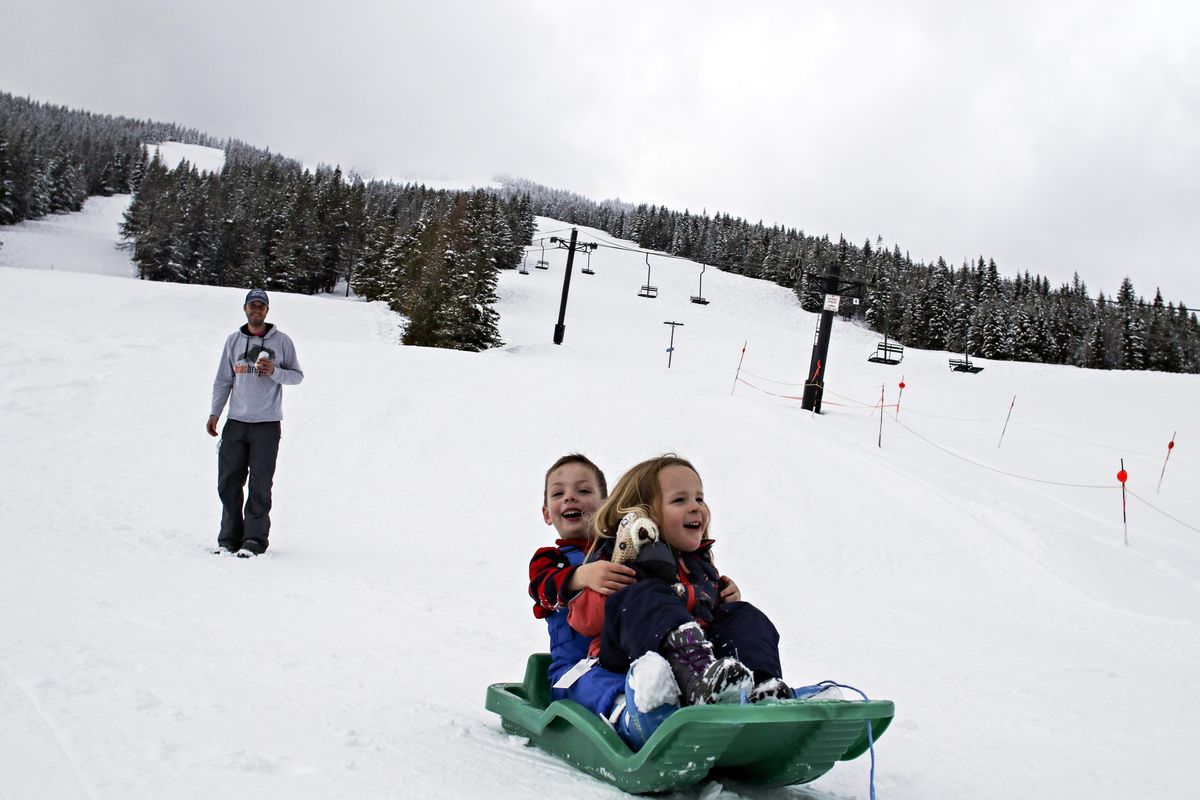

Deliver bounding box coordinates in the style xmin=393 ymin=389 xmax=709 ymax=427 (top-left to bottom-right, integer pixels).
xmin=589 ymin=454 xmax=710 ymax=554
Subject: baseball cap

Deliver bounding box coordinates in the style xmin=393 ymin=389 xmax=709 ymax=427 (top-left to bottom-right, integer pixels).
xmin=244 ymin=288 xmax=269 ymax=306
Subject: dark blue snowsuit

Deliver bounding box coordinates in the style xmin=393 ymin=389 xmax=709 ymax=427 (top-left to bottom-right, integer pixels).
xmin=599 ymin=540 xmax=783 ymax=680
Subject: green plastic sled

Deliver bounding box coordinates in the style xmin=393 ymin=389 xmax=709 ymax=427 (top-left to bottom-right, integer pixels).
xmin=485 ymin=654 xmax=894 ymax=794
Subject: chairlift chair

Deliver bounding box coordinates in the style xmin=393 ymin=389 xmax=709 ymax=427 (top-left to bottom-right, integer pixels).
xmin=867 ymin=314 xmax=902 ymax=365
xmin=949 ymin=341 xmax=984 ymax=373
xmin=868 ymin=340 xmax=904 ymax=365
xmin=690 ymin=263 xmax=710 ymax=305
xmin=581 ymin=248 xmax=594 ymax=275
xmin=949 ymin=355 xmax=984 ymax=373
xmin=638 ymin=254 xmax=658 ymax=299
xmin=535 ymin=239 xmax=549 ymax=269
xmin=948 ymin=326 xmax=984 ymax=372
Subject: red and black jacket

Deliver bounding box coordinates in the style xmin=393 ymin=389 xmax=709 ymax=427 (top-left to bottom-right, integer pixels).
xmin=528 ymin=537 xmax=593 ymax=619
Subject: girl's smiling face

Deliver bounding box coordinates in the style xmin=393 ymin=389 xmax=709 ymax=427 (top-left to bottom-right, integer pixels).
xmin=655 ymin=465 xmax=708 ymax=552
xmin=543 ymin=463 xmax=603 ymax=538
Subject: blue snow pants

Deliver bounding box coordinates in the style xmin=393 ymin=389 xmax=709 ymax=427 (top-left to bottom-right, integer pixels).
xmin=549 ymin=661 xmax=626 ymax=718
xmin=547 ymin=626 xmax=625 ymax=716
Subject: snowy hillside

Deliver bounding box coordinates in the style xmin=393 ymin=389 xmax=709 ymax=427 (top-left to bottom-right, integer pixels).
xmin=1 ymin=181 xmax=1199 ymax=800
xmin=149 ymin=141 xmax=227 ymax=174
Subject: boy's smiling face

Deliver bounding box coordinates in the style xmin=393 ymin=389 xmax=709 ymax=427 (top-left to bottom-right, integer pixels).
xmin=543 ymin=463 xmax=603 ymax=539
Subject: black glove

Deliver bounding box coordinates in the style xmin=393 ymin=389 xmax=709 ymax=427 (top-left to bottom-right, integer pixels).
xmin=691 ymin=580 xmax=718 ymax=623
xmin=634 ymin=541 xmax=677 ymax=583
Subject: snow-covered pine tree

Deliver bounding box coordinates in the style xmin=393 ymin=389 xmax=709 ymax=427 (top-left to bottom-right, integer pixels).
xmin=272 ymin=176 xmax=324 ymax=293
xmin=121 ymin=154 xmax=176 ymax=280
xmin=922 ymin=259 xmax=952 ymax=350
xmin=1010 ymin=302 xmax=1044 ymax=363
xmin=352 ymin=204 xmax=401 ymax=301
xmin=0 ymin=137 xmax=15 ymax=225
xmin=453 ymin=191 xmax=504 ymax=350
xmin=761 ymin=237 xmax=783 ymax=284
xmin=1081 ymin=294 xmax=1117 ymax=369
xmin=401 ymin=212 xmax=460 ymax=349
xmin=1116 ymin=277 xmax=1147 ymax=370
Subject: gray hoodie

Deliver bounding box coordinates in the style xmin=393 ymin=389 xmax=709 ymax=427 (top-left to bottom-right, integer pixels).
xmin=210 ymin=323 xmax=304 ymax=423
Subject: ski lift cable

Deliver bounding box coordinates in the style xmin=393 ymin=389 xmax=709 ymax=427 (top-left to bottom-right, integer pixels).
xmin=586 ymin=237 xmax=846 ymax=284
xmin=571 ymin=229 xmax=1198 ymax=311
xmin=593 ymin=241 xmax=693 ymax=261
xmin=524 ymin=232 xmax=572 ymax=249
xmin=533 ymin=227 xmax=576 ymax=238
xmin=590 ymin=240 xmax=750 ymax=272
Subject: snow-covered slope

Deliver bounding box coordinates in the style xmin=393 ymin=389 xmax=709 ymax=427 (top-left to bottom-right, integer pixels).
xmin=149 ymin=141 xmax=227 ymax=174
xmin=0 ymin=143 xmax=225 ymax=278
xmin=1 ymin=193 xmax=1198 ymax=799
xmin=0 ymin=195 xmax=138 ymax=277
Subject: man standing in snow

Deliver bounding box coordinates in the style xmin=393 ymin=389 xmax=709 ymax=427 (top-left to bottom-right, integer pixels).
xmin=207 ymin=288 xmax=304 ymax=557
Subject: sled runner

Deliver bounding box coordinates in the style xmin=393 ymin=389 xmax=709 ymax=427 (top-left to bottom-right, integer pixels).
xmin=486 ymin=653 xmax=894 ymax=794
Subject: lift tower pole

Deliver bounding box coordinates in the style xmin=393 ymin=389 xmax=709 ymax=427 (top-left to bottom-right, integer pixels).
xmin=553 ymin=228 xmax=579 ymax=345
xmin=801 ymin=258 xmax=843 ymax=413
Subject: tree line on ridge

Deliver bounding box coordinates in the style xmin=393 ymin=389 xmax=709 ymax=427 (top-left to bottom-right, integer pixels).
xmin=4 ymin=89 xmax=1197 ymax=369
xmin=497 ymin=176 xmax=1200 ymax=372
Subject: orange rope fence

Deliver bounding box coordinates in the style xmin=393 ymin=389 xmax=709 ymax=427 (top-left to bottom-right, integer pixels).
xmin=724 ymin=347 xmax=1195 ymax=532
xmin=731 ymin=360 xmax=1200 ymax=533
xmin=1126 ymin=488 xmax=1200 ymax=534
xmin=888 ymin=413 xmax=1117 ymax=489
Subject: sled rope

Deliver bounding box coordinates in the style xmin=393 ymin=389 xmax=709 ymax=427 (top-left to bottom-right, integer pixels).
xmin=816 ymin=681 xmax=878 ymax=800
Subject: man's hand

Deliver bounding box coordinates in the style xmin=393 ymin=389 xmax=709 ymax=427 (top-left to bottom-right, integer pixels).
xmin=569 ymin=560 xmax=637 ymax=595
xmin=206 ymin=415 xmax=220 ymax=437
xmin=257 ymin=358 xmax=275 ymax=377
xmin=719 ymin=575 xmax=741 ymax=604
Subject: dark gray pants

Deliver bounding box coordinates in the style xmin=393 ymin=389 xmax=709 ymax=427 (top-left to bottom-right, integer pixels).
xmin=217 ymin=420 xmax=281 ymax=552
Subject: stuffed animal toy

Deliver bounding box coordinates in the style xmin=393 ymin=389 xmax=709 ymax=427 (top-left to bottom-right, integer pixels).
xmin=613 ymin=511 xmax=661 ymax=565
xmin=613 ymin=510 xmax=681 ymax=585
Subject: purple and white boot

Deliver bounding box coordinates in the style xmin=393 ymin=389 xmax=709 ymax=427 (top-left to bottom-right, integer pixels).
xmin=659 ymin=622 xmax=753 ymax=705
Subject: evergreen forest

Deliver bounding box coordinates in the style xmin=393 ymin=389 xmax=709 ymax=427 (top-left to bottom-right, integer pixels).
xmin=498 ymin=178 xmax=1200 ymax=373
xmin=4 ymin=90 xmax=1198 ymax=369
xmin=1 ymin=91 xmax=533 ymax=351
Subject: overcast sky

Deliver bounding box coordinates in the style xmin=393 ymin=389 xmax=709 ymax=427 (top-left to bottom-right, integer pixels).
xmin=3 ymin=0 xmax=1198 ymax=304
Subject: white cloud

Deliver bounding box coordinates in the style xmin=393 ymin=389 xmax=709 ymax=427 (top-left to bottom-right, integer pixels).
xmin=3 ymin=0 xmax=1197 ymax=302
